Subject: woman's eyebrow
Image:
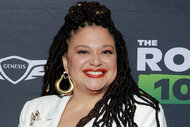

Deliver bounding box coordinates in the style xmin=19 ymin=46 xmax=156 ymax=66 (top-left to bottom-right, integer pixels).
xmin=102 ymin=45 xmax=114 ymax=49
xmin=74 ymin=45 xmax=90 ymax=49
xmin=75 ymin=44 xmax=114 ymax=49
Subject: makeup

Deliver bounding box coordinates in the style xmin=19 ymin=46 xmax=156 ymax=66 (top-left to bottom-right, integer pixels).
xmin=82 ymin=69 xmax=107 ymax=78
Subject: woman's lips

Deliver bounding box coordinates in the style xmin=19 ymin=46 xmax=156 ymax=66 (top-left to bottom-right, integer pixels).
xmin=82 ymin=69 xmax=107 ymax=78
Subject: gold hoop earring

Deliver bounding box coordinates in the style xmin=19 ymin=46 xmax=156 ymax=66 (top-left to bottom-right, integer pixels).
xmin=55 ymin=71 xmax=74 ymax=95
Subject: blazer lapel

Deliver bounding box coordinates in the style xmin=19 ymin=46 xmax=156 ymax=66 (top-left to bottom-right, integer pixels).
xmin=45 ymin=95 xmax=72 ymax=127
xmin=34 ymin=95 xmax=99 ymax=127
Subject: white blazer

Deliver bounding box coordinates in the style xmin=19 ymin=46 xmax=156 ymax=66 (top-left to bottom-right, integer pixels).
xmin=18 ymin=95 xmax=167 ymax=127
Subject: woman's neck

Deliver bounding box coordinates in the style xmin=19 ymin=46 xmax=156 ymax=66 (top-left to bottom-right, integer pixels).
xmin=68 ymin=89 xmax=105 ymax=111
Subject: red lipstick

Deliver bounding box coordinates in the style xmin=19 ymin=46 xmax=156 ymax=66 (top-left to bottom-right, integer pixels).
xmin=82 ymin=69 xmax=107 ymax=78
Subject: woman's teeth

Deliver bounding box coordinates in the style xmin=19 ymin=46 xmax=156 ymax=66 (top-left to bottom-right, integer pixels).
xmin=85 ymin=71 xmax=103 ymax=75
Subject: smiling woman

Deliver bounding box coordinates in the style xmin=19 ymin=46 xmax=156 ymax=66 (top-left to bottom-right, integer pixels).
xmin=62 ymin=26 xmax=117 ymax=94
xmin=18 ymin=1 xmax=167 ymax=127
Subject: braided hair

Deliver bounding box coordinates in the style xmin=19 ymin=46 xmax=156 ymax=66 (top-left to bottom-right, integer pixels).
xmin=41 ymin=1 xmax=160 ymax=127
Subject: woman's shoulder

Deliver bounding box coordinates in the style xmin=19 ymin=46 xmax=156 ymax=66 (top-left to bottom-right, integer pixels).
xmin=26 ymin=95 xmax=62 ymax=105
xmin=18 ymin=95 xmax=70 ymax=126
xmin=133 ymin=95 xmax=167 ymax=127
xmin=23 ymin=95 xmax=67 ymax=111
xmin=133 ymin=95 xmax=164 ymax=116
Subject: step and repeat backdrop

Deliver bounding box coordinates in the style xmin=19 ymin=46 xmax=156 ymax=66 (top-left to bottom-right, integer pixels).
xmin=0 ymin=0 xmax=189 ymax=126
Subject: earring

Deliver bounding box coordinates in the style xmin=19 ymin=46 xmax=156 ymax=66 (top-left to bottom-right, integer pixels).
xmin=55 ymin=71 xmax=74 ymax=95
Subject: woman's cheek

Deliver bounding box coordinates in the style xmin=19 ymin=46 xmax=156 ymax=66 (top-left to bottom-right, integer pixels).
xmin=69 ymin=55 xmax=89 ymax=70
xmin=103 ymin=56 xmax=117 ymax=66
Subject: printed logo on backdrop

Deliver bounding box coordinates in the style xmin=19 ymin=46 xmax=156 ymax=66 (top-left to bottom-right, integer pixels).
xmin=137 ymin=40 xmax=190 ymax=104
xmin=0 ymin=56 xmax=47 ymax=84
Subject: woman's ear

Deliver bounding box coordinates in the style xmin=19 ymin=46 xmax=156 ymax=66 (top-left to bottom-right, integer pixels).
xmin=62 ymin=54 xmax=69 ymax=73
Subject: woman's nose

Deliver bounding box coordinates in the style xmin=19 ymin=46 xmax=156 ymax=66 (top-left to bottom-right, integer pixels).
xmin=89 ymin=54 xmax=102 ymax=67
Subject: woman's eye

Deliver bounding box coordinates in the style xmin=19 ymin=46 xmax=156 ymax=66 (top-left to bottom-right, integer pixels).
xmin=77 ymin=50 xmax=89 ymax=54
xmin=102 ymin=50 xmax=113 ymax=54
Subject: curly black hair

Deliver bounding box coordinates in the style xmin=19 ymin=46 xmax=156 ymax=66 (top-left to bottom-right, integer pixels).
xmin=41 ymin=1 xmax=160 ymax=127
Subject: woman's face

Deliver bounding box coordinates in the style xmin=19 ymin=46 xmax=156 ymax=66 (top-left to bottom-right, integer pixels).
xmin=62 ymin=25 xmax=117 ymax=94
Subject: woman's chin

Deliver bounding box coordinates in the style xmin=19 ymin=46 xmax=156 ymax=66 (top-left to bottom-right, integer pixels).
xmin=85 ymin=85 xmax=108 ymax=94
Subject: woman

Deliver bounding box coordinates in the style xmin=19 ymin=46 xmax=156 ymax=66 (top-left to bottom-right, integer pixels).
xmin=18 ymin=1 xmax=167 ymax=127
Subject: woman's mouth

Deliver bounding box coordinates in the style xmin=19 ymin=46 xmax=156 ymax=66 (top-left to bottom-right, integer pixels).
xmin=82 ymin=69 xmax=107 ymax=78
